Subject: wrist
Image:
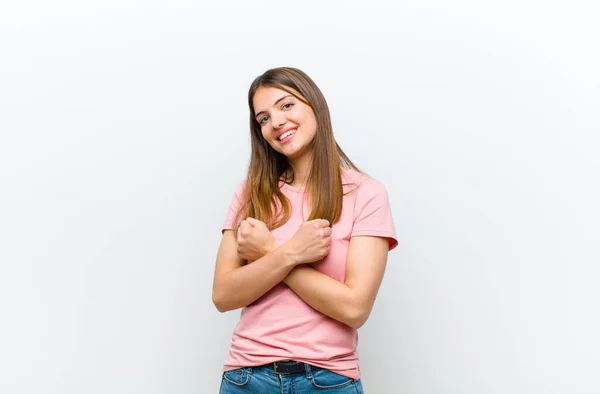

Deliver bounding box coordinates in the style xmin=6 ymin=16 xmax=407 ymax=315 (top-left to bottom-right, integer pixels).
xmin=268 ymin=240 xmax=279 ymax=254
xmin=260 ymin=241 xmax=277 ymax=257
xmin=283 ymin=265 xmax=300 ymax=284
xmin=281 ymin=242 xmax=300 ymax=267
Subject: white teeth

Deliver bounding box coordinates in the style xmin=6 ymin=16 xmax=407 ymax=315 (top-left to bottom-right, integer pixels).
xmin=278 ymin=129 xmax=295 ymax=141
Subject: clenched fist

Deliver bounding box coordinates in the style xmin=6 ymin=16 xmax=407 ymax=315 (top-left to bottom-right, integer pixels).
xmin=283 ymin=219 xmax=332 ymax=265
xmin=236 ymin=217 xmax=277 ymax=262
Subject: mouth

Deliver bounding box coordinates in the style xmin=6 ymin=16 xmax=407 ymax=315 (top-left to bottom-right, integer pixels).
xmin=277 ymin=127 xmax=297 ymax=142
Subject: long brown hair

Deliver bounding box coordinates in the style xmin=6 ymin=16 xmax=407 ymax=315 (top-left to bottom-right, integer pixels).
xmin=236 ymin=67 xmax=360 ymax=230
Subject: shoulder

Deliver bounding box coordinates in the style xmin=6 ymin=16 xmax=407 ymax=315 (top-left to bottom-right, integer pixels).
xmin=231 ymin=179 xmax=248 ymax=195
xmin=342 ymin=169 xmax=388 ymax=197
xmin=225 ymin=179 xmax=248 ymax=209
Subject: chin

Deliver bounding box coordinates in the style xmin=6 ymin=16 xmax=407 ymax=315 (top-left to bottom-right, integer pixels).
xmin=283 ymin=147 xmax=309 ymax=161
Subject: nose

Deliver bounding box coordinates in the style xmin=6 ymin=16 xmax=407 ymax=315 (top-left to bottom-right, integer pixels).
xmin=270 ymin=111 xmax=286 ymax=129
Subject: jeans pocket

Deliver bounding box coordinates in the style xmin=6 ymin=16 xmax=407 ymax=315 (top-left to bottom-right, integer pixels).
xmin=309 ymin=368 xmax=355 ymax=389
xmin=222 ymin=368 xmax=251 ymax=387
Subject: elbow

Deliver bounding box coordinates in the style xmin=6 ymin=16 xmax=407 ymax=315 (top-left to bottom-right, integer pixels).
xmin=213 ymin=301 xmax=227 ymax=313
xmin=346 ymin=315 xmax=368 ymax=329
xmin=212 ymin=279 xmax=238 ymax=312
xmin=213 ymin=283 xmax=248 ymax=312
xmin=212 ymin=290 xmax=231 ymax=313
xmin=212 ymin=295 xmax=225 ymax=313
xmin=345 ymin=306 xmax=371 ymax=329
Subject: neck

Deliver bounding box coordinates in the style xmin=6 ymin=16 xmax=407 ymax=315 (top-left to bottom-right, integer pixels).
xmin=287 ymin=153 xmax=313 ymax=189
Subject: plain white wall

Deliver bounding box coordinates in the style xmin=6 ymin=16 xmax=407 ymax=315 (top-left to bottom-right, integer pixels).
xmin=1 ymin=1 xmax=598 ymax=393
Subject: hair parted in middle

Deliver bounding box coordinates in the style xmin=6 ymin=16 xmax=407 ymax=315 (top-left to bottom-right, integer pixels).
xmin=235 ymin=67 xmax=360 ymax=230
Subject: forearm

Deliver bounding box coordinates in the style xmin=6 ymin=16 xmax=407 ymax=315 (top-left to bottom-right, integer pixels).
xmin=245 ymin=242 xmax=366 ymax=327
xmin=213 ymin=246 xmax=295 ymax=312
xmin=283 ymin=266 xmax=367 ymax=328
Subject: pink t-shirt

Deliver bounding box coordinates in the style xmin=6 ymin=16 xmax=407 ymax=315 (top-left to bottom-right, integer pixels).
xmin=221 ymin=169 xmax=397 ymax=379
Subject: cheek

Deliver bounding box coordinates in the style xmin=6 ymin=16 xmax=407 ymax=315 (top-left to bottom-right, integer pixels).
xmin=301 ymin=113 xmax=317 ymax=134
xmin=261 ymin=129 xmax=281 ymax=151
xmin=304 ymin=119 xmax=318 ymax=139
xmin=260 ymin=127 xmax=272 ymax=142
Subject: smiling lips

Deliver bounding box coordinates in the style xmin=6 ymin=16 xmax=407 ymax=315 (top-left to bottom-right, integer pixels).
xmin=277 ymin=127 xmax=297 ymax=143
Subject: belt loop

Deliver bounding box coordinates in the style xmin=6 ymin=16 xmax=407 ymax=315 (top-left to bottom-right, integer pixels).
xmin=304 ymin=362 xmax=313 ymax=378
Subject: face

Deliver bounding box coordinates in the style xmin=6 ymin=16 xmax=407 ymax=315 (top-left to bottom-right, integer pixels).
xmin=253 ymin=86 xmax=318 ymax=161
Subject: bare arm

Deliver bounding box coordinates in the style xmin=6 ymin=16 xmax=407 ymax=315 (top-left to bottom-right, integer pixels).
xmin=284 ymin=236 xmax=389 ymax=328
xmin=212 ymin=230 xmax=294 ymax=312
xmin=258 ymin=236 xmax=390 ymax=328
xmin=212 ymin=218 xmax=331 ymax=312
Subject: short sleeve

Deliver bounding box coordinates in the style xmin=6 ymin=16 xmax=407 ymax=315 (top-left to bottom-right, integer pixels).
xmin=222 ymin=180 xmax=247 ymax=234
xmin=351 ymin=178 xmax=398 ymax=250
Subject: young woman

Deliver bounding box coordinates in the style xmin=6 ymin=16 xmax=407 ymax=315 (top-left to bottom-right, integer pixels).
xmin=213 ymin=67 xmax=398 ymax=393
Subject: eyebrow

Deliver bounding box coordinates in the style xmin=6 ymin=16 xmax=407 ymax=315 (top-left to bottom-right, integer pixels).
xmin=254 ymin=94 xmax=293 ymax=120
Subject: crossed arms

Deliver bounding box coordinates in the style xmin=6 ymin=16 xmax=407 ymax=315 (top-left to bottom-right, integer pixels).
xmin=212 ymin=218 xmax=389 ymax=329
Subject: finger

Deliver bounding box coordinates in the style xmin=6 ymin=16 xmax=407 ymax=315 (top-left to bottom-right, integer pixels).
xmin=239 ymin=221 xmax=251 ymax=236
xmin=310 ymin=219 xmax=329 ymax=228
xmin=308 ymin=219 xmax=328 ymax=228
xmin=322 ymin=227 xmax=332 ymax=237
xmin=245 ymin=217 xmax=260 ymax=227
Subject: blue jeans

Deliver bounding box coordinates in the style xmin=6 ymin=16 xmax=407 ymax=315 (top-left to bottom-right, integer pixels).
xmin=219 ymin=364 xmax=364 ymax=393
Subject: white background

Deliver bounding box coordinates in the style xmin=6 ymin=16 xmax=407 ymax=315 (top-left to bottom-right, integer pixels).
xmin=1 ymin=1 xmax=599 ymax=393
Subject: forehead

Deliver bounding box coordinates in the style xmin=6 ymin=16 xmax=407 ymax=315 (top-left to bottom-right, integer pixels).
xmin=253 ymin=86 xmax=303 ymax=112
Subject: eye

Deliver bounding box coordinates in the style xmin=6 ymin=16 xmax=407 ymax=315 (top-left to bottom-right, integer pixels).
xmin=258 ymin=115 xmax=269 ymax=125
xmin=282 ymin=103 xmax=294 ymax=110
